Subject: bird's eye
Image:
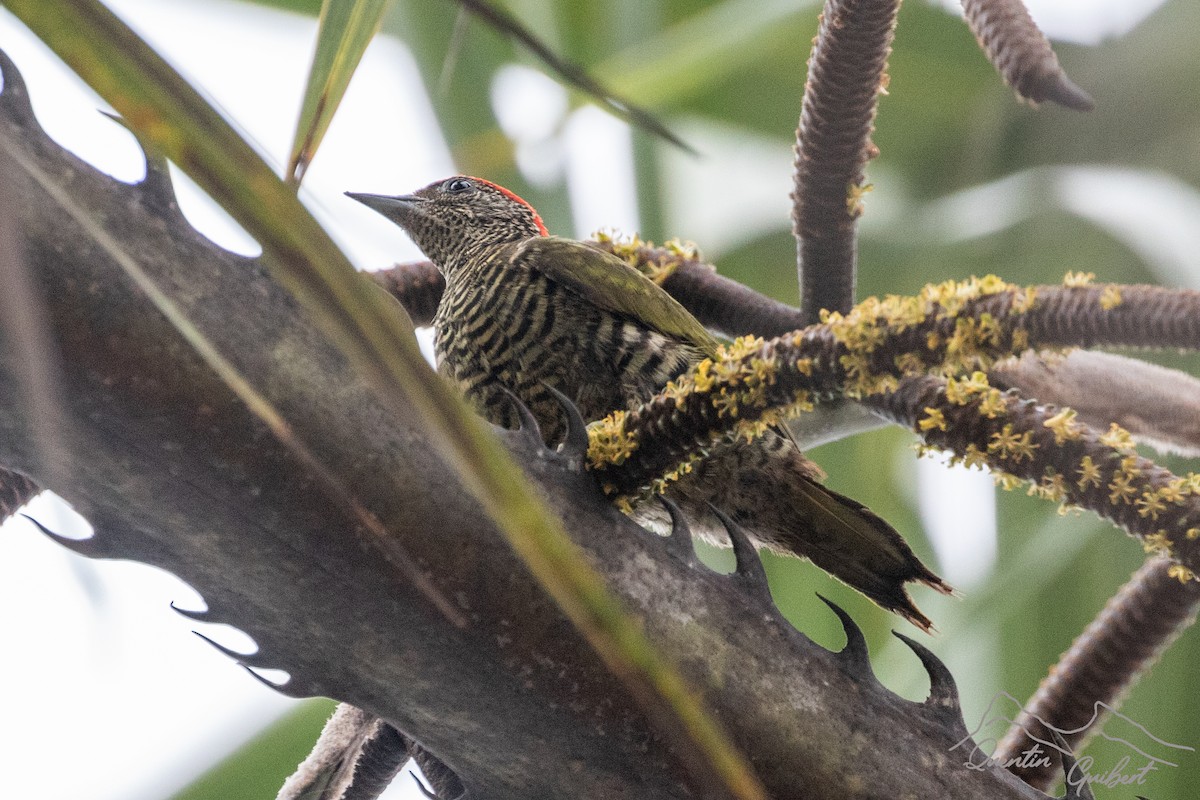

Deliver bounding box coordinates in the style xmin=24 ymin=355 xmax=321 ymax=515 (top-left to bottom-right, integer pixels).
xmin=444 ymin=178 xmax=474 ymax=193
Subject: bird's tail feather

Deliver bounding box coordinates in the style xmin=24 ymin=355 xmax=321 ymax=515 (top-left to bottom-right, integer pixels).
xmin=659 ymin=434 xmax=951 ymax=631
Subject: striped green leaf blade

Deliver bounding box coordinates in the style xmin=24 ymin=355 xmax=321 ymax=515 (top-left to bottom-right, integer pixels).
xmin=287 ymin=0 xmax=390 ymax=185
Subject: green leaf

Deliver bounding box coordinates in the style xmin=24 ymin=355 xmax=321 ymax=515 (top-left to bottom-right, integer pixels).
xmin=456 ymin=0 xmax=692 ymax=151
xmin=447 ymin=0 xmax=693 ymax=152
xmin=5 ymin=2 xmax=766 ymax=796
xmin=287 ymin=0 xmax=390 ymax=186
xmin=593 ymin=0 xmax=816 ymax=110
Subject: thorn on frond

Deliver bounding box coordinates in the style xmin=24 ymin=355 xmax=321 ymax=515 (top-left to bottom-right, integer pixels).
xmin=892 ymin=632 xmax=963 ymax=720
xmin=240 ymin=664 xmax=316 ymax=699
xmin=817 ymin=594 xmax=876 ymax=682
xmin=1049 ymin=730 xmax=1095 ymax=800
xmin=709 ymin=504 xmax=771 ymax=595
xmin=192 ymin=629 xmax=259 ymax=663
xmin=658 ymin=496 xmax=697 ymax=564
xmin=543 ymin=383 xmax=589 ymax=467
xmin=169 ymin=601 xmax=210 ymax=622
xmin=410 ymin=771 xmax=440 ymax=800
xmin=98 ymin=110 xmax=178 ymax=212
xmin=22 ymin=514 xmax=112 ymax=559
xmin=0 ymin=47 xmax=35 ymax=123
xmin=499 ymin=385 xmax=545 ymax=450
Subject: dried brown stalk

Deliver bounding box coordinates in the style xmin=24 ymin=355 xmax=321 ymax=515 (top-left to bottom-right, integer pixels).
xmin=991 ymin=351 xmax=1200 ymax=458
xmin=792 ymin=0 xmax=899 ymax=324
xmin=373 ymin=260 xmax=1200 ymax=354
xmin=368 ymin=262 xmax=444 ymax=328
xmin=871 ymin=375 xmax=1200 ymax=573
xmin=993 ymin=556 xmax=1200 ymax=790
xmin=277 ymin=705 xmax=411 ymax=800
xmin=589 ymin=325 xmax=1200 ymax=585
xmin=960 ymin=0 xmax=1094 ymax=111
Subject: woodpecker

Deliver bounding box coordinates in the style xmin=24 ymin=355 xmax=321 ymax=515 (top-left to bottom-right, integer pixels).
xmin=348 ymin=176 xmax=950 ymax=629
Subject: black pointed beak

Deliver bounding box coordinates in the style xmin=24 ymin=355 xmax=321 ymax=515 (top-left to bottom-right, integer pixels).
xmin=344 ymin=191 xmax=423 ymax=220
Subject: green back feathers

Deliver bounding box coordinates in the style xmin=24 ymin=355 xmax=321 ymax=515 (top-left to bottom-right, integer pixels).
xmin=513 ymin=237 xmax=719 ymax=358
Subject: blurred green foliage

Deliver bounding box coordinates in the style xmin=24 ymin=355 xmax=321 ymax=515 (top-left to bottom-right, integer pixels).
xmin=173 ymin=0 xmax=1200 ymax=796
xmin=172 ymin=700 xmax=337 ymax=800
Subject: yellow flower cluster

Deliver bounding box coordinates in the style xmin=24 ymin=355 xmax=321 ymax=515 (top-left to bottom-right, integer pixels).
xmin=589 ymin=334 xmax=806 ymax=494
xmin=657 ymin=339 xmax=786 ymax=418
xmin=819 ymin=276 xmax=1038 ymax=396
xmin=987 ymin=424 xmax=1039 ymax=462
xmin=846 ymin=182 xmax=874 ymax=217
xmin=1142 ymin=531 xmax=1171 ymax=556
xmin=944 ymin=371 xmax=1007 ymax=417
xmin=663 ymin=237 xmax=701 ymax=262
xmin=917 ymin=274 xmax=1018 ymax=316
xmin=1126 ymin=471 xmax=1198 ymax=528
xmin=1009 ymin=286 xmax=1040 ymax=315
xmin=647 ymin=457 xmax=699 ymax=499
xmin=1168 ymin=564 xmax=1196 ymax=584
xmin=689 ymin=360 xmax=716 ymax=394
xmin=1027 ymin=472 xmax=1067 ymax=503
xmin=590 ymin=229 xmax=641 ymax=260
xmin=1076 ymin=456 xmax=1102 ymax=489
xmin=960 ymin=444 xmax=989 ymax=470
xmin=1099 ymin=423 xmax=1137 ymax=454
xmin=589 ymin=230 xmax=701 ymax=285
xmin=1137 ymin=491 xmax=1168 ymax=520
xmin=1108 ymin=473 xmax=1138 ymax=506
xmin=718 ymin=338 xmax=778 ymax=412
xmin=1062 ymin=271 xmax=1095 ymax=287
xmin=1099 ymin=284 xmax=1123 ymax=310
xmin=918 ymin=407 xmax=947 ymax=432
xmin=1042 ymin=408 xmax=1083 ymax=445
xmin=587 ymin=410 xmax=638 ymax=470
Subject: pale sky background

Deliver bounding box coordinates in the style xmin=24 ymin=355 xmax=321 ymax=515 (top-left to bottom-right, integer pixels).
xmin=0 ymin=0 xmax=1176 ymax=798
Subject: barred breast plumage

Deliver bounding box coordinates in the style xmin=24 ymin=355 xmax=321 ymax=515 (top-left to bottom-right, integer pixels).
xmin=434 ymin=248 xmax=705 ymax=443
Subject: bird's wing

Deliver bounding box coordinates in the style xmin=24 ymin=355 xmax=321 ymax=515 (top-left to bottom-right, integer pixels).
xmin=512 ymin=236 xmax=720 ymax=357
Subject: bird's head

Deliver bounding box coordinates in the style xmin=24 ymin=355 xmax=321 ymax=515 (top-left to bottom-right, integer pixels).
xmin=347 ymin=176 xmax=547 ymax=270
